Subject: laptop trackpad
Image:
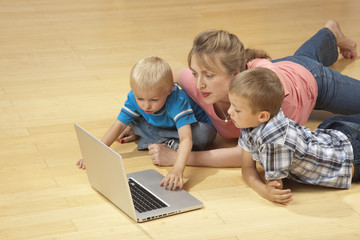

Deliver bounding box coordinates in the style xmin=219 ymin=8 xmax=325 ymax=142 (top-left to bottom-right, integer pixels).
xmin=127 ymin=169 xmax=200 ymax=206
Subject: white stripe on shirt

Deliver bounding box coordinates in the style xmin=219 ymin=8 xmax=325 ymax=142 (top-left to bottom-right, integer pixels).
xmin=174 ymin=109 xmax=193 ymax=122
xmin=123 ymin=106 xmax=140 ymax=117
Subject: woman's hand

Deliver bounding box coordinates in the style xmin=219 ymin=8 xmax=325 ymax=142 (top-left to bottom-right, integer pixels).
xmin=148 ymin=143 xmax=177 ymax=166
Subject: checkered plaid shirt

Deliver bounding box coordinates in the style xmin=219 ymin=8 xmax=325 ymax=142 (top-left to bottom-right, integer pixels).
xmin=238 ymin=110 xmax=353 ymax=189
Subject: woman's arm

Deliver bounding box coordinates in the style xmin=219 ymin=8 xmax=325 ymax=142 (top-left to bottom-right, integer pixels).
xmin=148 ymin=143 xmax=243 ymax=168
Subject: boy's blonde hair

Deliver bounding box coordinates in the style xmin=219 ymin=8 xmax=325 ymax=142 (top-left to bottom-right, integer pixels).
xmin=188 ymin=29 xmax=270 ymax=75
xmin=229 ymin=67 xmax=284 ymax=116
xmin=130 ymin=56 xmax=173 ymax=90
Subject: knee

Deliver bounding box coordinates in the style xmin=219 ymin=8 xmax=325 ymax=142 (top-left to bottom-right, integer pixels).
xmin=191 ymin=122 xmax=217 ymax=150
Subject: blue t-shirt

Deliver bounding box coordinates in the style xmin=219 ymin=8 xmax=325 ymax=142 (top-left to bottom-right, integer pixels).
xmin=117 ymin=85 xmax=212 ymax=130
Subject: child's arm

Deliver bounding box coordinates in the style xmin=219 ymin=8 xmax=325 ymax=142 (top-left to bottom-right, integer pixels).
xmin=76 ymin=120 xmax=127 ymax=169
xmin=160 ymin=124 xmax=192 ymax=190
xmin=241 ymin=148 xmax=292 ymax=204
xmin=117 ymin=125 xmax=138 ymax=143
xmin=101 ymin=120 xmax=128 ymax=146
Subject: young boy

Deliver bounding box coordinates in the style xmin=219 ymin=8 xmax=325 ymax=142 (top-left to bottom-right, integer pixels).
xmin=227 ymin=67 xmax=360 ymax=204
xmin=77 ymin=56 xmax=216 ymax=190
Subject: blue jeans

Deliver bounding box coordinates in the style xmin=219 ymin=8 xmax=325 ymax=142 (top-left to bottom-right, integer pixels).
xmin=272 ymin=28 xmax=360 ymax=114
xmin=129 ymin=118 xmax=217 ymax=150
xmin=318 ymin=114 xmax=360 ymax=182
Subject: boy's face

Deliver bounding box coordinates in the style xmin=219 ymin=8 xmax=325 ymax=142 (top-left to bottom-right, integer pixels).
xmin=228 ymin=93 xmax=264 ymax=129
xmin=132 ymin=85 xmax=172 ymax=114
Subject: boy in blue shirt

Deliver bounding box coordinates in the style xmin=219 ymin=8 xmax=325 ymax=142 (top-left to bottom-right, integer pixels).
xmin=227 ymin=67 xmax=360 ymax=204
xmin=77 ymin=56 xmax=216 ymax=190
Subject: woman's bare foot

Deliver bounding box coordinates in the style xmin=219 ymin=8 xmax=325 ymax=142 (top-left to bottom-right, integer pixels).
xmin=148 ymin=143 xmax=177 ymax=166
xmin=325 ymin=20 xmax=357 ymax=59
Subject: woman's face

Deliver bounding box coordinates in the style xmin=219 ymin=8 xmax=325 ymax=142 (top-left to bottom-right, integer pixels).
xmin=189 ymin=55 xmax=235 ymax=105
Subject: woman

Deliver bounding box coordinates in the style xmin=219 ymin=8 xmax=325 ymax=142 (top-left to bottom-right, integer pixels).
xmin=123 ymin=20 xmax=360 ymax=167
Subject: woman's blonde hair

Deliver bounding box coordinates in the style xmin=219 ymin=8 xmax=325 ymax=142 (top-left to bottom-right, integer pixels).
xmin=229 ymin=67 xmax=284 ymax=116
xmin=188 ymin=29 xmax=270 ymax=75
xmin=130 ymin=56 xmax=173 ymax=90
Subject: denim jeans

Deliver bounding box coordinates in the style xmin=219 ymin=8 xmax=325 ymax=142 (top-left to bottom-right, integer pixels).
xmin=272 ymin=28 xmax=360 ymax=115
xmin=129 ymin=117 xmax=217 ymax=150
xmin=318 ymin=114 xmax=360 ymax=181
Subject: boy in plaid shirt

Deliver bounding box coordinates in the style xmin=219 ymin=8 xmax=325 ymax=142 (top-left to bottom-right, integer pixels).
xmin=228 ymin=67 xmax=360 ymax=204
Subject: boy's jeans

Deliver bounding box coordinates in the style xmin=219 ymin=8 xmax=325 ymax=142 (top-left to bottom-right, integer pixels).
xmin=318 ymin=114 xmax=360 ymax=181
xmin=130 ymin=117 xmax=217 ymax=151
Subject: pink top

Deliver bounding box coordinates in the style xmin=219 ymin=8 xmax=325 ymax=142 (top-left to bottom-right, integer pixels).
xmin=178 ymin=58 xmax=318 ymax=138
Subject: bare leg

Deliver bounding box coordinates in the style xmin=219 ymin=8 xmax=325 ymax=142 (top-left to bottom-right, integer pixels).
xmin=325 ymin=20 xmax=357 ymax=59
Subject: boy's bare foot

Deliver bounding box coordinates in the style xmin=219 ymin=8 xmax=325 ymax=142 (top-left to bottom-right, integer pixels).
xmin=325 ymin=20 xmax=357 ymax=59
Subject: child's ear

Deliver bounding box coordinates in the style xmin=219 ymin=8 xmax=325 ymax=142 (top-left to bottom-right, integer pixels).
xmin=258 ymin=111 xmax=270 ymax=123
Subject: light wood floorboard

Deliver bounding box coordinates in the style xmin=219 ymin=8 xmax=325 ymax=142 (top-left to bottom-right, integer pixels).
xmin=1 ymin=0 xmax=360 ymax=239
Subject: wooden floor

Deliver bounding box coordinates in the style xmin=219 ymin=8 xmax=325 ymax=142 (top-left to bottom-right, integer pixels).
xmin=1 ymin=0 xmax=360 ymax=239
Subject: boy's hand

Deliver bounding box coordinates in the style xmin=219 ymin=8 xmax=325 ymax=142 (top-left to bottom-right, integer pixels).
xmin=117 ymin=126 xmax=138 ymax=143
xmin=265 ymin=180 xmax=292 ymax=205
xmin=160 ymin=168 xmax=184 ymax=190
xmin=159 ymin=125 xmax=190 ymax=191
xmin=76 ymin=159 xmax=86 ymax=170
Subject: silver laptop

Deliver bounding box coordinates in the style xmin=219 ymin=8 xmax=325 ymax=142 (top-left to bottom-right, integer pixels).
xmin=74 ymin=123 xmax=203 ymax=223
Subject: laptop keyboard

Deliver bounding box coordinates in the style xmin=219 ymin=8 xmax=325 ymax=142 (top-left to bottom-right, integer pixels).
xmin=128 ymin=178 xmax=168 ymax=213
